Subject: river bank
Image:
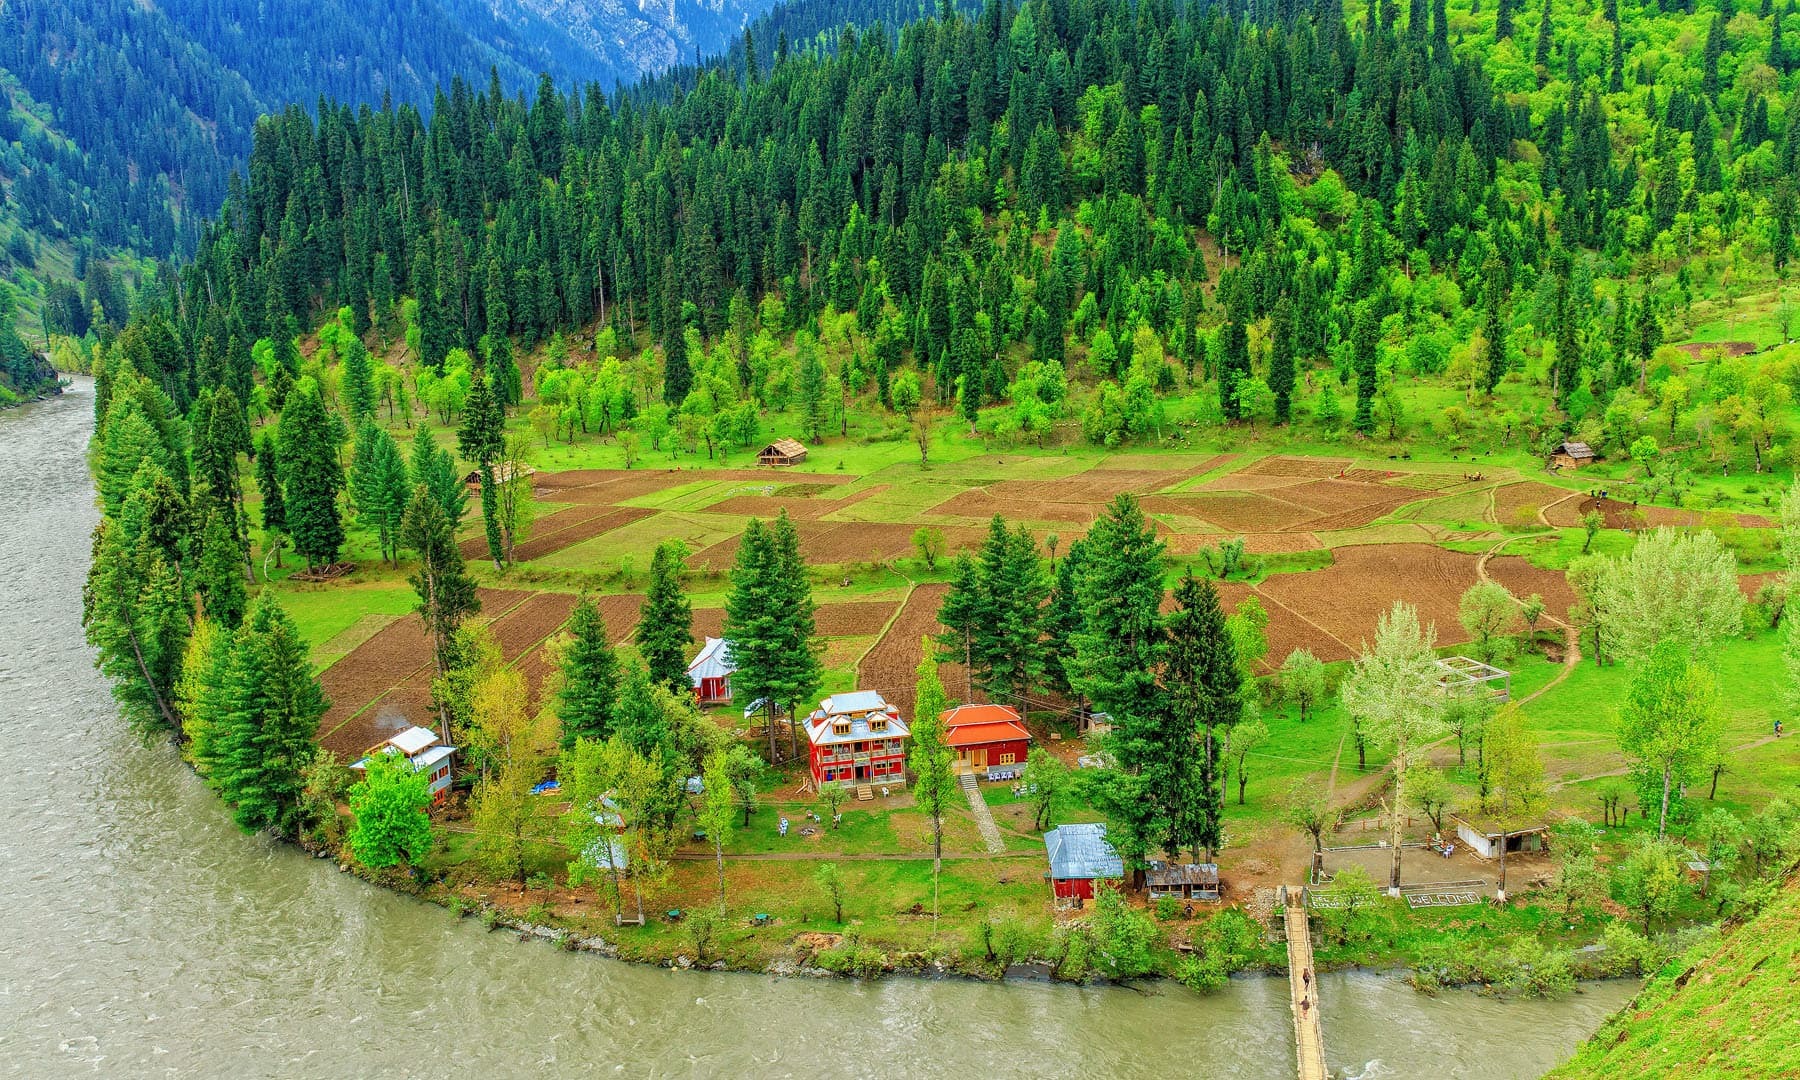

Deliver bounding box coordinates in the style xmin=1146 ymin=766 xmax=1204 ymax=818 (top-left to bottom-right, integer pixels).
xmin=0 ymin=381 xmax=1655 ymax=1078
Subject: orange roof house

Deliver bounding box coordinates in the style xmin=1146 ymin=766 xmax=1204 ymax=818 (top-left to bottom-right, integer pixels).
xmin=941 ymin=703 xmax=1031 ymax=779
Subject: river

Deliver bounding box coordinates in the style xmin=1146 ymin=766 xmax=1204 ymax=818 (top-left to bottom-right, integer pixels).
xmin=0 ymin=381 xmax=1633 ymax=1078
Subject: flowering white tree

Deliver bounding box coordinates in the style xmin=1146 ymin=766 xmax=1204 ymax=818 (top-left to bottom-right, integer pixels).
xmin=1341 ymin=602 xmax=1446 ymax=894
xmin=1599 ymin=527 xmax=1742 ymax=664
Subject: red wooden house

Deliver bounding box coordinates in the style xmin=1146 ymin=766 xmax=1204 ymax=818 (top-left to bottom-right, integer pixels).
xmin=940 ymin=703 xmax=1031 ymax=779
xmin=1043 ymin=823 xmax=1123 ymax=906
xmin=803 ymin=691 xmax=909 ymax=789
xmin=686 ymin=637 xmax=735 ymax=705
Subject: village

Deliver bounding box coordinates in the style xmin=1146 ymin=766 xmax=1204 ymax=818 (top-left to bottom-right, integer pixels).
xmin=277 ymin=425 xmax=1799 ymax=1028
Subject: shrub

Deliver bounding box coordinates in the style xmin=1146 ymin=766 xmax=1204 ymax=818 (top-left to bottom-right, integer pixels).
xmin=1154 ymin=895 xmax=1183 ymax=921
xmin=1088 ymin=886 xmax=1160 ymax=979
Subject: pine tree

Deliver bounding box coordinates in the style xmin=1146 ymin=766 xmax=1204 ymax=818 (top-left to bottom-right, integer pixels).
xmin=196 ymin=504 xmax=248 ymax=630
xmin=83 ymin=517 xmax=190 ymax=739
xmin=410 ymin=424 xmax=467 ymax=528
xmin=278 ymin=385 xmax=345 ymax=570
xmin=350 ymin=421 xmax=411 ymax=565
xmin=1535 ymin=0 xmax=1555 ymax=86
xmin=401 ymin=484 xmax=481 ymax=707
xmin=766 ymin=512 xmax=823 ymax=762
xmin=723 ymin=518 xmax=784 ymax=761
xmin=935 ymin=552 xmax=983 ymax=695
xmin=638 ymin=540 xmax=694 ymax=693
xmin=342 ymin=335 xmax=376 ymax=424
xmin=212 ymin=593 xmax=330 ymax=838
xmin=1351 ymin=304 xmax=1380 ymax=435
xmin=1070 ymin=495 xmax=1167 ymax=875
xmin=557 ymin=596 xmax=620 ymax=749
xmin=1270 ymin=297 xmax=1297 ymax=424
xmin=1163 ymin=573 xmax=1242 ymax=861
xmin=254 ymin=433 xmax=287 ymax=569
xmin=458 ymin=364 xmax=506 ymax=568
xmin=969 ymin=516 xmax=1047 ymax=704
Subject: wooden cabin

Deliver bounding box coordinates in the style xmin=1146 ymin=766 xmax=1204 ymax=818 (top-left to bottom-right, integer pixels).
xmin=757 ymin=437 xmax=808 ymax=467
xmin=1146 ymin=860 xmax=1221 ymax=901
xmin=1549 ymin=441 xmax=1596 ymax=470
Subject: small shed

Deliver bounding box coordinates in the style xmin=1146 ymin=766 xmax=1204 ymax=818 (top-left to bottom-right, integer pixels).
xmin=1550 ymin=441 xmax=1596 ymax=470
xmin=687 ymin=637 xmax=735 ymax=704
xmin=1451 ymin=814 xmax=1549 ymax=860
xmin=1146 ymin=860 xmax=1221 ymax=901
xmin=462 ymin=462 xmax=537 ymax=486
xmin=941 ymin=703 xmax=1031 ymax=779
xmin=1044 ymin=822 xmax=1124 ymax=906
xmin=1435 ymin=656 xmax=1511 ymax=702
xmin=757 ymin=437 xmax=808 ymax=467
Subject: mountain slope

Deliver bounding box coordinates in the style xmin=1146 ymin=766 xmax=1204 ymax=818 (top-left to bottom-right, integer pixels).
xmin=0 ymin=0 xmax=779 ymax=285
xmin=1548 ymin=872 xmax=1800 ymax=1078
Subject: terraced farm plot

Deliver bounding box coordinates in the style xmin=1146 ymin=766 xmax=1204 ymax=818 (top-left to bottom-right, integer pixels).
xmin=1485 ymin=555 xmax=1578 ymax=619
xmin=1141 ymin=491 xmax=1318 ymax=532
xmin=1255 ymin=543 xmax=1480 ymax=651
xmin=1490 ymin=481 xmax=1576 ymax=527
xmin=858 ymin=583 xmax=954 ymax=715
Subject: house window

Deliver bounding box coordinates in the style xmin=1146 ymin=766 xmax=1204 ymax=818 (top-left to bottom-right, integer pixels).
xmin=999 ymin=753 xmax=1016 ymax=765
xmin=833 ymin=720 xmax=851 ymax=736
xmin=870 ymin=717 xmax=888 ymax=733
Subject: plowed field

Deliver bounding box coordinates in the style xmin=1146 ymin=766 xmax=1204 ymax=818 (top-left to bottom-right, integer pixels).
xmin=858 ymin=583 xmax=955 ymax=715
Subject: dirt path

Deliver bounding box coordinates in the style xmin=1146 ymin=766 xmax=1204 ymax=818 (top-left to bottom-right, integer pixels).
xmin=1325 ymin=733 xmax=1346 ymax=801
xmin=1473 ymin=531 xmax=1582 ymax=705
xmin=1547 ymin=731 xmax=1789 ymax=792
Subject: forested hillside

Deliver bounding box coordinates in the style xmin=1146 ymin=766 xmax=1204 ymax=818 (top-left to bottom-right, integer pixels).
xmin=0 ymin=0 xmax=779 ymax=310
xmin=102 ymin=0 xmax=1800 ymax=489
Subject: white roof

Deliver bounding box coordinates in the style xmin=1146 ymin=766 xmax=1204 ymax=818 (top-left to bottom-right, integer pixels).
xmin=804 ymin=692 xmax=909 ymax=747
xmin=386 ymin=726 xmax=440 ymax=756
xmin=687 ymin=637 xmax=735 ymax=683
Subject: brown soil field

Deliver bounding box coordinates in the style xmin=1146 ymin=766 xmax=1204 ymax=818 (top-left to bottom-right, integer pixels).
xmin=1490 ymin=482 xmax=1575 ymax=526
xmin=1279 ymin=478 xmax=1415 ymax=516
xmin=702 ymin=485 xmax=882 ymax=521
xmin=857 ymin=583 xmax=953 ymax=715
xmin=1485 ymin=555 xmax=1577 ymax=619
xmin=594 ymin=593 xmax=648 ymax=643
xmin=1234 ymin=455 xmax=1352 ymax=478
xmin=487 ymin=592 xmax=579 ymax=659
xmin=505 ymin=506 xmax=657 ymax=562
xmin=1210 ymin=581 xmax=1353 ymax=668
xmin=691 ymin=607 xmax=726 ymax=641
xmin=1142 ymin=491 xmax=1318 ymax=532
xmin=814 ymin=599 xmax=902 ymax=636
xmin=317 ymin=587 xmax=533 ymax=739
xmin=690 ymin=521 xmax=983 ymax=568
xmin=1541 ymin=495 xmax=1772 ymax=530
xmin=926 ymin=488 xmax=1102 ymax=525
xmin=318 ymin=616 xmax=433 ymax=732
xmin=1256 ymin=543 xmax=1479 ymax=652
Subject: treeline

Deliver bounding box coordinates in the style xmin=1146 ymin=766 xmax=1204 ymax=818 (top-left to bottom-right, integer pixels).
xmin=111 ymin=0 xmax=1800 ymax=473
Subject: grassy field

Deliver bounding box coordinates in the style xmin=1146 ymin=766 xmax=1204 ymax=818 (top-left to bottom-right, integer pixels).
xmin=251 ymin=357 xmax=1800 ymax=984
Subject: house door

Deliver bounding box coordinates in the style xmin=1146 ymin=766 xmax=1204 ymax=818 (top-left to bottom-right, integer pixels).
xmin=970 ymin=748 xmax=987 ymax=769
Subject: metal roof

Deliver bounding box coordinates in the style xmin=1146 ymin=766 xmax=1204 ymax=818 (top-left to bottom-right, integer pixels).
xmin=821 ymin=690 xmax=891 ymax=714
xmin=1044 ymin=823 xmax=1123 ymax=881
xmin=386 ymin=726 xmax=439 ymax=756
xmin=687 ymin=637 xmax=735 ymax=683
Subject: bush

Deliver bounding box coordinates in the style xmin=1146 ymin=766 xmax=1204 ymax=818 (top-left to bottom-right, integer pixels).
xmin=1053 ymin=925 xmax=1093 ymax=981
xmin=1088 ymin=886 xmax=1160 ymax=979
xmin=1597 ymin=922 xmax=1661 ymax=977
xmin=1154 ymin=895 xmax=1183 ymax=921
xmin=1175 ymin=952 xmax=1229 ymax=992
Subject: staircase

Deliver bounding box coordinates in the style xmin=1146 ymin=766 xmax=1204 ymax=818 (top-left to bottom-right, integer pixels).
xmin=856 ymin=783 xmax=874 ymax=802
